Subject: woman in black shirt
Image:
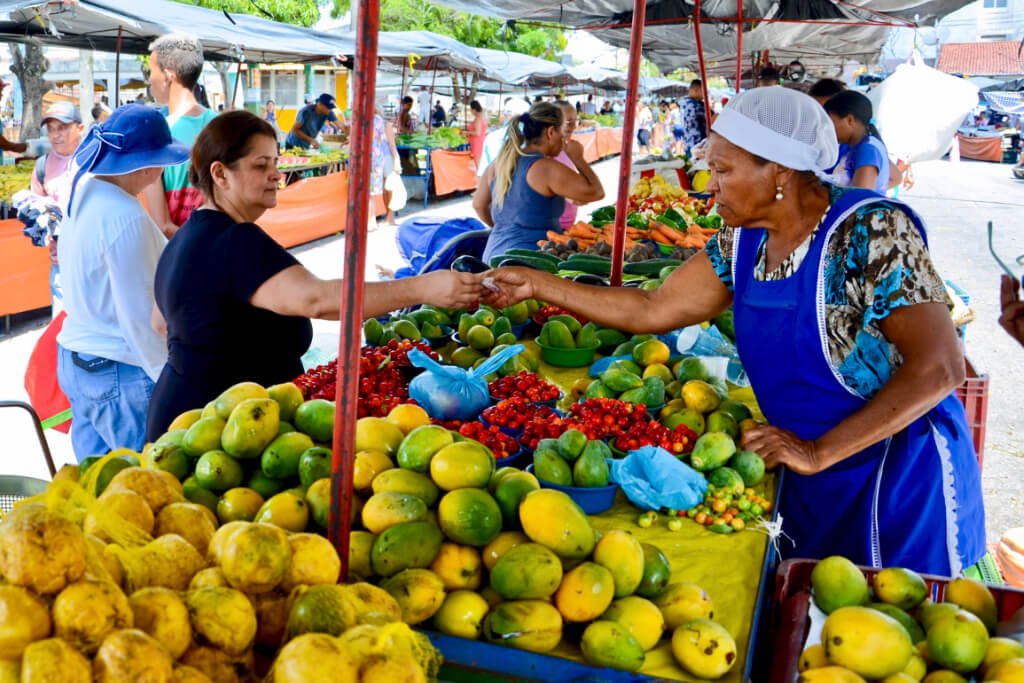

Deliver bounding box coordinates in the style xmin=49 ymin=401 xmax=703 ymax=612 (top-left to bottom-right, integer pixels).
xmin=147 ymin=111 xmax=484 ymax=438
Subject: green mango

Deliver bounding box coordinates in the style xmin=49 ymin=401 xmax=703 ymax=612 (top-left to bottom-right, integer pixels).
xmin=534 ymin=450 xmax=573 ymax=486
xmin=362 ymin=318 xmax=384 ymax=345
xmin=639 ymin=279 xmax=661 ymax=291
xmin=491 ymin=316 xmax=512 ymax=338
xmin=495 ymin=332 xmax=518 ymax=346
xmin=556 ymin=429 xmax=589 ymax=462
xmin=408 ymin=309 xmax=439 ymax=327
xmin=542 ymin=320 xmax=576 ymax=349
xmin=674 ymin=356 xmax=709 ymax=382
xmin=600 ymin=368 xmax=643 ymax=393
xmin=458 ymin=313 xmax=476 ymax=340
xmin=705 ymin=411 xmax=739 ymax=439
xmin=548 ymin=314 xmax=582 ymax=336
xmin=520 ymin=349 xmax=539 ymax=372
xmin=585 ymin=380 xmax=614 ymax=399
xmin=611 ymin=360 xmax=643 ymax=376
xmin=503 ymin=301 xmax=530 ymax=325
xmin=707 ymin=466 xmax=745 ymax=494
xmin=536 ymin=325 xmax=551 ymax=346
xmin=718 ymin=399 xmax=753 ymax=424
xmin=596 ymin=328 xmax=629 ymax=351
xmin=612 ymin=340 xmax=638 ymax=357
xmin=659 ymin=265 xmax=679 ymax=280
xmin=392 ymin=319 xmax=422 ymax=341
xmin=421 ymin=322 xmax=444 ymax=338
xmin=474 ymin=308 xmax=497 ymax=327
xmin=642 ymin=376 xmax=666 ymax=406
xmin=573 ymin=442 xmax=610 ymax=487
xmin=690 ymin=432 xmax=737 ymax=471
xmin=575 ymin=322 xmax=600 ymax=350
xmin=618 ymin=387 xmax=650 ymax=406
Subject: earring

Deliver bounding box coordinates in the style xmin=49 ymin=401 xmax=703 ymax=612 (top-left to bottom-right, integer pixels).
xmin=775 ymin=186 xmax=784 ymax=201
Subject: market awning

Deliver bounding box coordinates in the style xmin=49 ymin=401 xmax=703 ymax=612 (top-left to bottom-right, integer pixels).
xmin=370 ymin=30 xmax=488 ymax=73
xmin=0 ymin=0 xmax=345 ymax=63
xmin=937 ymin=41 xmax=1024 ymax=77
xmin=983 ymin=91 xmax=1024 ymax=115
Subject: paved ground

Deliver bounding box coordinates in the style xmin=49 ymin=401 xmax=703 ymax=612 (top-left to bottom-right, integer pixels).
xmin=1 ymin=156 xmax=1021 ymax=544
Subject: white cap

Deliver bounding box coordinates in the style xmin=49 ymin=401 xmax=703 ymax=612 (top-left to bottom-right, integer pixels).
xmin=711 ymin=87 xmax=838 ymax=173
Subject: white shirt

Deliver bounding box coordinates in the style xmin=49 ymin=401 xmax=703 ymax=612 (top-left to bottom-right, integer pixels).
xmin=418 ymin=91 xmax=431 ymax=121
xmin=57 ymin=176 xmax=168 ymax=380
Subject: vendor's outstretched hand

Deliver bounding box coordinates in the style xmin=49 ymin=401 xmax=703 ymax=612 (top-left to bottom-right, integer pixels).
xmin=480 ymin=267 xmax=536 ymax=308
xmin=420 ymin=270 xmax=485 ymax=310
xmin=741 ymin=425 xmax=824 ymax=476
xmin=1000 ymin=275 xmax=1024 ymax=348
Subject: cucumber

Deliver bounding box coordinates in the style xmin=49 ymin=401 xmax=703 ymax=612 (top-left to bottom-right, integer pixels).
xmin=622 ymin=259 xmax=683 ymax=276
xmin=504 ymin=249 xmax=562 ymax=267
xmin=494 ymin=255 xmax=558 ymax=273
xmin=561 ymin=255 xmax=612 ymax=276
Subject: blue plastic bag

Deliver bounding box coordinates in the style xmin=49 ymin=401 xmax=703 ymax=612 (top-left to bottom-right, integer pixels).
xmin=609 ymin=445 xmax=708 ymax=512
xmin=408 ymin=345 xmax=524 ymax=421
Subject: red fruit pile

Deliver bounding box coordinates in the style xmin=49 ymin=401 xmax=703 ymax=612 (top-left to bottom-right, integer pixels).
xmin=520 ymin=414 xmax=568 ymax=451
xmin=431 ymin=418 xmax=464 ymax=431
xmin=563 ymin=398 xmax=651 ymax=440
xmin=482 ymin=397 xmax=558 ymax=432
xmin=611 ymin=421 xmax=699 ymax=456
xmin=458 ymin=421 xmax=520 ymax=460
xmin=533 ymin=305 xmax=588 ymax=326
xmin=292 ymin=341 xmax=439 ymax=418
xmin=488 ymin=372 xmax=561 ymax=403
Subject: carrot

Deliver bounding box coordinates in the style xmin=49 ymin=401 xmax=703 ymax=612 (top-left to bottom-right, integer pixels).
xmin=650 ymin=231 xmax=674 ymax=245
xmin=545 ymin=231 xmax=570 ymax=244
xmin=652 ymin=223 xmax=684 ymax=245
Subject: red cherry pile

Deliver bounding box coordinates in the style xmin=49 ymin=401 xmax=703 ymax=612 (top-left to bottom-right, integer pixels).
xmin=612 ymin=421 xmax=699 ymax=456
xmin=533 ymin=305 xmax=588 ymax=326
xmin=431 ymin=418 xmax=464 ymax=431
xmin=372 ymin=338 xmax=438 ymax=366
xmin=458 ymin=421 xmax=520 ymax=460
xmin=563 ymin=398 xmax=651 ymax=440
xmin=482 ymin=397 xmax=558 ymax=432
xmin=520 ymin=414 xmax=568 ymax=451
xmin=488 ymin=371 xmax=561 ymax=403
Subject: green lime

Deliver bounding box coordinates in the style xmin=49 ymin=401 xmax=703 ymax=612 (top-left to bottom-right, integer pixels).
xmin=194 ymin=450 xmax=244 ymax=492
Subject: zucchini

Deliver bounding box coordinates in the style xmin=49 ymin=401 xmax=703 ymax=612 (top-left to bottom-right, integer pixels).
xmin=622 ymin=258 xmax=683 ymax=276
xmin=504 ymin=248 xmax=561 ymax=265
xmin=494 ymin=254 xmax=558 ymax=273
xmin=560 ymin=255 xmax=612 ymax=276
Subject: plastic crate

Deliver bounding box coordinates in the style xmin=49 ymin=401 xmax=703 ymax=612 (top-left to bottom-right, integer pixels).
xmin=766 ymin=558 xmax=1024 ymax=683
xmin=955 ymin=358 xmax=988 ymax=472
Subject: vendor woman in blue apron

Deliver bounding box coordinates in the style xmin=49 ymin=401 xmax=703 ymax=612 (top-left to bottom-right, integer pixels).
xmin=484 ymin=87 xmax=985 ymax=576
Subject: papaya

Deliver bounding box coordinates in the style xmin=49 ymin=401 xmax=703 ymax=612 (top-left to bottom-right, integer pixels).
xmin=573 ymin=442 xmax=610 ymax=487
xmin=371 ymin=468 xmax=440 ymax=507
xmin=556 ymin=429 xmax=589 ymax=462
xmin=642 ymin=376 xmax=666 ymax=406
xmin=542 ymin=320 xmax=575 ymax=349
xmin=437 ymin=488 xmax=502 ymax=548
xmin=601 ymin=368 xmax=643 ymax=393
xmin=361 ymin=492 xmax=428 ymax=534
xmin=370 ymin=521 xmax=443 ymax=577
xmin=490 ymin=543 xmax=563 ymax=600
xmin=484 ymin=600 xmax=563 ymax=653
xmin=533 ymin=451 xmax=572 ymax=486
xmin=636 ymin=542 xmax=672 ymax=599
xmin=214 ymin=382 xmax=269 ymax=420
xmin=602 ymin=596 xmax=665 ymax=651
xmin=494 ymin=472 xmax=540 ymax=529
xmin=612 ymin=340 xmax=638 ymax=357
xmin=593 ymin=530 xmax=645 ymax=598
xmin=689 ymin=432 xmax=737 ymax=472
xmin=519 ymin=489 xmax=596 ymax=560
xmin=555 ymin=562 xmax=615 ymax=622
xmin=619 ymin=387 xmax=650 ymax=405
xmin=293 ymin=399 xmax=335 ymax=443
xmin=380 ymin=569 xmax=446 ymax=624
xmin=581 ymin=620 xmax=645 ymax=672
xmin=612 ymin=359 xmax=643 ymax=376
xmin=585 ymin=380 xmax=615 ymax=399
xmin=728 ymin=450 xmax=766 ymax=487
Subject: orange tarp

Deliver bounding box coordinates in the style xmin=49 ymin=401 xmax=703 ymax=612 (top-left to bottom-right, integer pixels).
xmin=430 ymin=150 xmax=478 ymax=196
xmin=596 ymin=127 xmax=624 ymax=158
xmin=957 ymin=134 xmax=1003 ymax=163
xmin=0 ymin=218 xmax=51 ymax=316
xmin=573 ymin=129 xmax=600 ymax=163
xmin=261 ymin=171 xmax=349 ymax=248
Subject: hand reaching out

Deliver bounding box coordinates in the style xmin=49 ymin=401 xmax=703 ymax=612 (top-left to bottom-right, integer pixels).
xmin=480 ymin=267 xmax=537 ymax=309
xmin=419 ymin=270 xmax=486 ymax=310
xmin=1000 ymin=275 xmax=1024 ymax=348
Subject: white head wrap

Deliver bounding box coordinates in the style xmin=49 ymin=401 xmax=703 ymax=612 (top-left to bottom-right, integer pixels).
xmin=711 ymin=87 xmax=839 ymax=173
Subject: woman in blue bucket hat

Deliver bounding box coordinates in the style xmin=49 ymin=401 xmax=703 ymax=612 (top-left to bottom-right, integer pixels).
xmin=56 ymin=104 xmax=191 ymax=461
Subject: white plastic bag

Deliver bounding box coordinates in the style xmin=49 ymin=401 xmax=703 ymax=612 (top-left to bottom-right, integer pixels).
xmin=867 ymin=54 xmax=979 ymax=163
xmin=385 ymin=172 xmax=407 ymax=211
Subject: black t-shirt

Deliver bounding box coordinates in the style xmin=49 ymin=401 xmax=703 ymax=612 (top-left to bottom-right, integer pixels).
xmin=147 ymin=209 xmax=312 ymax=438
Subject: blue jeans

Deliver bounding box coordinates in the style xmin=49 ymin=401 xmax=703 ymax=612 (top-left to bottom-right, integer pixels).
xmin=56 ymin=345 xmax=154 ymax=462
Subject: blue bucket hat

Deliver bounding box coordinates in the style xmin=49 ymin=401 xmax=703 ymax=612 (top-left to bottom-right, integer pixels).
xmin=68 ymin=104 xmax=191 ymax=213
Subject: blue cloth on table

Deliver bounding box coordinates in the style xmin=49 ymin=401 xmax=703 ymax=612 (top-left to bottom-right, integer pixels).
xmin=393 ymin=216 xmax=488 ymax=278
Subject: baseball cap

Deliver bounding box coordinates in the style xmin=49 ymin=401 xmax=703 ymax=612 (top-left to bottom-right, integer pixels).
xmin=42 ymin=101 xmax=82 ymax=125
xmin=317 ymin=93 xmax=336 ymax=108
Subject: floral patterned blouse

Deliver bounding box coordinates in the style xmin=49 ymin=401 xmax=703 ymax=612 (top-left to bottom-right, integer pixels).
xmin=705 ymin=184 xmax=949 ymax=398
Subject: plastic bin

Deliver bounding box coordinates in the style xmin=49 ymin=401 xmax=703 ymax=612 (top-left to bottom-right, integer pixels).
xmin=955 ymin=358 xmax=989 ymax=472
xmin=766 ymin=558 xmax=1024 ymax=683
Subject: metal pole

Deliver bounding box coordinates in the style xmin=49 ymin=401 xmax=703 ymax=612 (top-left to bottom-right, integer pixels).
xmin=231 ymin=59 xmax=243 ymax=109
xmin=693 ymin=0 xmax=714 ymax=131
xmin=609 ymin=0 xmax=647 ymax=287
xmin=401 ymin=59 xmax=407 ymax=103
xmin=114 ymin=26 xmax=122 ymax=106
xmin=328 ymin=0 xmax=380 ymax=578
xmin=428 ymin=60 xmax=437 ymax=134
xmin=735 ymin=0 xmax=744 ymax=94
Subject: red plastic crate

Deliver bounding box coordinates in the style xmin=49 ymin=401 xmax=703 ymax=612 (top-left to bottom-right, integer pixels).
xmin=955 ymin=358 xmax=988 ymax=472
xmin=766 ymin=558 xmax=1024 ymax=683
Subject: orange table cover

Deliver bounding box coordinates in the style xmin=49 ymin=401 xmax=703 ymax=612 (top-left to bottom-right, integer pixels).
xmin=957 ymin=134 xmax=1003 ymax=163
xmin=596 ymin=127 xmax=624 ymax=158
xmin=572 ymin=130 xmax=600 ymax=163
xmin=261 ymin=171 xmax=349 ymax=248
xmin=0 ymin=218 xmax=51 ymax=316
xmin=430 ymin=150 xmax=479 ymax=197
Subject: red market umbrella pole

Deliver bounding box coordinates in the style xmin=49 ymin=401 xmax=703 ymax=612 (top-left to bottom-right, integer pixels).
xmin=328 ymin=0 xmax=380 ymax=578
xmin=693 ymin=0 xmax=714 ymax=130
xmin=735 ymin=0 xmax=744 ymax=93
xmin=609 ymin=0 xmax=647 ymax=287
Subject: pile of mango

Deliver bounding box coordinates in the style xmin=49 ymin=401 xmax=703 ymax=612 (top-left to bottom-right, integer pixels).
xmin=800 ymin=555 xmax=1023 ymax=682
xmin=532 ymin=429 xmax=612 ymax=488
xmin=0 ymin=471 xmax=438 ymax=682
xmin=348 ymin=414 xmax=739 ymax=679
xmin=449 ymin=302 xmax=532 ymax=369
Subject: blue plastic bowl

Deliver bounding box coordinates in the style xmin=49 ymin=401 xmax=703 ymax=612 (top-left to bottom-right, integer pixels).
xmin=510 ymin=321 xmax=529 ymax=338
xmin=478 ymin=414 xmax=524 ymax=439
xmin=525 ymin=464 xmax=618 ymax=514
xmin=495 ymin=448 xmax=529 ymax=469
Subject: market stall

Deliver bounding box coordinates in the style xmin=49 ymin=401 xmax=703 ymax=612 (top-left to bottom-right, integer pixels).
xmin=0 ymin=217 xmax=50 ymax=318
xmin=957 ymin=130 xmax=1007 ymax=163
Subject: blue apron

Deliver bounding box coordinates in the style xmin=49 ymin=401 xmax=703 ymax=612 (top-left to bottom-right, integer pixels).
xmin=732 ymin=188 xmax=985 ymax=575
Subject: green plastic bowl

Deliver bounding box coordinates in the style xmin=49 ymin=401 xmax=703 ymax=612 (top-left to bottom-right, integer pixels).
xmin=537 ymin=342 xmax=599 ymax=368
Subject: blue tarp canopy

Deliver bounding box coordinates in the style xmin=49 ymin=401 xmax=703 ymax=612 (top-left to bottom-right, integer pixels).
xmin=0 ymin=0 xmax=350 ymax=62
